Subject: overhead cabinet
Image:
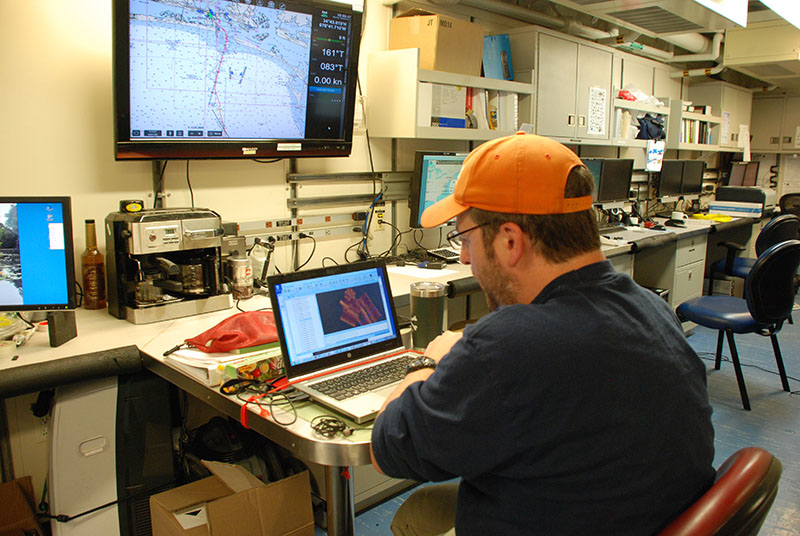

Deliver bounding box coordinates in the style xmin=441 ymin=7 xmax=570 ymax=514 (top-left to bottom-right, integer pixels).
xmin=507 ymin=27 xmax=613 ymax=143
xmin=750 ymin=96 xmax=800 ymax=153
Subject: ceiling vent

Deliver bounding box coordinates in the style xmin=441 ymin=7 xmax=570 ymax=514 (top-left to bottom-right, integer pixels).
xmin=546 ymin=0 xmax=747 ymax=37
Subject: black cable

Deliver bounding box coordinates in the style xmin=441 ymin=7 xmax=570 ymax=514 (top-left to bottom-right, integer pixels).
xmin=16 ymin=312 xmax=35 ymax=329
xmin=253 ymin=157 xmax=284 ymax=164
xmin=295 ymin=233 xmax=316 ymax=271
xmin=186 ymin=160 xmax=194 ymax=208
xmin=154 ymin=160 xmax=168 ymax=208
xmin=310 ymin=414 xmax=353 ymax=438
xmin=321 ymin=256 xmax=339 ymax=267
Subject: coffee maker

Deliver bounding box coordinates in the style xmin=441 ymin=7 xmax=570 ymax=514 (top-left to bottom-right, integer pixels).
xmin=105 ymin=207 xmax=232 ymax=324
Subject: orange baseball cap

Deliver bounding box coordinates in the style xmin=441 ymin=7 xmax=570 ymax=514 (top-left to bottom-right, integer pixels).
xmin=420 ymin=132 xmax=593 ymax=228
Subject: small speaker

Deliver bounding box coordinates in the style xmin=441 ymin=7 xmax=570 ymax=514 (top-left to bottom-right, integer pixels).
xmin=47 ymin=311 xmax=77 ymax=347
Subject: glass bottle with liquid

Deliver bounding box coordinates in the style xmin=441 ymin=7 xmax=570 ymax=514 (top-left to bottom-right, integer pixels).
xmin=81 ymin=219 xmax=107 ymax=309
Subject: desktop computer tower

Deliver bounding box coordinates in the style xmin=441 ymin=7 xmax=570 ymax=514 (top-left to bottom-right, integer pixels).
xmin=49 ymin=371 xmax=177 ymax=536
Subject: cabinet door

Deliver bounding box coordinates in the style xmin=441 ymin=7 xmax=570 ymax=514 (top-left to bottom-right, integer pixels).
xmin=781 ymin=96 xmax=800 ymax=150
xmin=576 ymin=44 xmax=613 ymax=140
xmin=750 ymin=97 xmax=784 ymax=152
xmin=536 ymin=33 xmax=578 ymax=138
xmin=723 ymin=85 xmax=752 ymax=147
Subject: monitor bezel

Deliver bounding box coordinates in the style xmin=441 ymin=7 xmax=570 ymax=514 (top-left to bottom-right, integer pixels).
xmin=408 ymin=151 xmax=467 ymax=229
xmin=658 ymin=159 xmax=684 ymax=200
xmin=680 ymin=160 xmax=705 ymax=195
xmin=112 ymin=0 xmax=362 ymax=161
xmin=0 ymin=196 xmax=77 ymax=312
xmin=597 ymin=159 xmax=634 ymax=204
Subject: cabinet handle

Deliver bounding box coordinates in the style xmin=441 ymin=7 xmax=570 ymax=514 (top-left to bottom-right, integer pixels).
xmin=731 ymin=133 xmax=738 ymax=141
xmin=568 ymin=115 xmax=576 ymax=126
xmin=578 ymin=115 xmax=586 ymax=127
xmin=770 ymin=137 xmax=780 ymax=144
xmin=784 ymin=136 xmax=792 ymax=144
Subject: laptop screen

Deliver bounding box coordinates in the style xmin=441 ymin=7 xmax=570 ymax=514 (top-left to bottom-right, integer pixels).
xmin=268 ymin=260 xmax=404 ymax=378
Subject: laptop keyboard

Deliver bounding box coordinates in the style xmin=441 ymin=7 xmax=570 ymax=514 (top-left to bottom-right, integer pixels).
xmin=310 ymin=354 xmax=417 ymax=401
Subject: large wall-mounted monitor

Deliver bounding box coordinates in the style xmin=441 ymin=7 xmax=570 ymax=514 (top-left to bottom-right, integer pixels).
xmin=658 ymin=160 xmax=684 ymax=202
xmin=0 ymin=197 xmax=76 ymax=311
xmin=113 ymin=0 xmax=362 ymax=160
xmin=597 ymin=159 xmax=634 ymax=206
xmin=408 ymin=151 xmax=468 ymax=228
xmin=681 ymin=160 xmax=705 ymax=197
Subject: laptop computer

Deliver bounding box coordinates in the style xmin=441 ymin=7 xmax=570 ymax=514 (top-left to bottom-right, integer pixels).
xmin=267 ymin=259 xmax=421 ymax=423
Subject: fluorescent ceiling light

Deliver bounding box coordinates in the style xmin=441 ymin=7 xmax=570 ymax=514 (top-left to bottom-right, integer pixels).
xmin=694 ymin=0 xmax=748 ymax=27
xmin=759 ymin=0 xmax=800 ymax=30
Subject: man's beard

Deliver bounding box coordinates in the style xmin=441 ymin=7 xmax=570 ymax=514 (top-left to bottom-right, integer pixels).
xmin=479 ymin=251 xmax=515 ymax=311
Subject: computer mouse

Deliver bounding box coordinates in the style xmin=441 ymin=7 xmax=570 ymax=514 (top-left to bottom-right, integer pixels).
xmin=665 ymin=219 xmax=687 ymax=228
xmin=651 ymin=224 xmax=666 ymax=231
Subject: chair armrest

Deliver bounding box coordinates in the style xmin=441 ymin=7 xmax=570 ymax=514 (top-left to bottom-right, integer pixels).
xmin=718 ymin=241 xmax=746 ymax=274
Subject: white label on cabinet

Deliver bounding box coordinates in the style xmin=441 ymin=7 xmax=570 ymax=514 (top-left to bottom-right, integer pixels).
xmin=721 ymin=111 xmax=731 ymax=144
xmin=795 ymin=126 xmax=800 ymax=149
xmin=588 ymin=86 xmax=607 ymax=136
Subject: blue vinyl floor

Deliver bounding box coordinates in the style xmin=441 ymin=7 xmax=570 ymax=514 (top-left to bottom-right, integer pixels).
xmin=326 ymin=313 xmax=800 ymax=535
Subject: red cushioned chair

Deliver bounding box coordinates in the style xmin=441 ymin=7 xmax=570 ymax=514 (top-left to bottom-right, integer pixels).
xmin=658 ymin=447 xmax=782 ymax=536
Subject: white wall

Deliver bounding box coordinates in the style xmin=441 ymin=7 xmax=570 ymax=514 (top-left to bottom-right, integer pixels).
xmin=1 ymin=0 xmax=405 ymax=271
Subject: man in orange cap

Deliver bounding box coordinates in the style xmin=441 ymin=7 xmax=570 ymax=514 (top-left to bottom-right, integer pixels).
xmin=371 ymin=133 xmax=714 ymax=535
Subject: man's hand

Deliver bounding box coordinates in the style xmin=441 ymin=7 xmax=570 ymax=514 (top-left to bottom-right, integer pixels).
xmin=424 ymin=330 xmax=463 ymax=363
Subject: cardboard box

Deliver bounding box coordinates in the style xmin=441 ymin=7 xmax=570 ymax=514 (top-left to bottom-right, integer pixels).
xmin=389 ymin=9 xmax=484 ymax=76
xmin=150 ymin=461 xmax=313 ymax=536
xmin=0 ymin=476 xmax=45 ymax=536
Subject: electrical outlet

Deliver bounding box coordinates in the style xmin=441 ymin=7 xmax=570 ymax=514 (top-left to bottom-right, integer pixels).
xmin=36 ymin=416 xmax=49 ymax=444
xmin=375 ymin=209 xmax=385 ymax=229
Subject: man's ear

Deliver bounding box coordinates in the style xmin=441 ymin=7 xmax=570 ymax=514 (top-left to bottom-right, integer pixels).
xmin=497 ymin=222 xmax=526 ymax=266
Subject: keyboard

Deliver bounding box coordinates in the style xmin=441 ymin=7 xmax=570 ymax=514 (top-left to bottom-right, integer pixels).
xmin=598 ymin=224 xmax=625 ymax=235
xmin=428 ymin=247 xmax=460 ymax=262
xmin=309 ymin=354 xmax=417 ymax=401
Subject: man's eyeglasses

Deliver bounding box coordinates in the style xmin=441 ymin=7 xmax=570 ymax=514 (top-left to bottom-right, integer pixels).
xmin=446 ymin=223 xmax=486 ymax=248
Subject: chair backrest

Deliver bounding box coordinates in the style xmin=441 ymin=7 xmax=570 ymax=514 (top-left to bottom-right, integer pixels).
xmin=746 ymin=239 xmax=800 ymax=325
xmin=754 ymin=214 xmax=800 ymax=256
xmin=779 ymin=192 xmax=800 ymax=216
xmin=658 ymin=447 xmax=782 ymax=536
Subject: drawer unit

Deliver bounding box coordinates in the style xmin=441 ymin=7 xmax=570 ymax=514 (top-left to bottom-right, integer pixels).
xmin=634 ymin=232 xmax=708 ymax=309
xmin=675 ymin=235 xmax=706 ymax=267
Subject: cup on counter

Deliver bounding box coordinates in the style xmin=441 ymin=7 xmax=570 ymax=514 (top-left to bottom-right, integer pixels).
xmin=409 ymin=281 xmax=446 ymax=350
xmin=671 ymin=211 xmax=688 ymax=221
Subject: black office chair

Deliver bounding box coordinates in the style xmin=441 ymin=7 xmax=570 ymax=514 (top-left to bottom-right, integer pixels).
xmin=677 ymin=240 xmax=800 ymax=410
xmin=708 ymin=214 xmax=800 ymax=293
xmin=779 ymin=192 xmax=800 ymax=217
xmin=657 ymin=447 xmax=782 ymax=536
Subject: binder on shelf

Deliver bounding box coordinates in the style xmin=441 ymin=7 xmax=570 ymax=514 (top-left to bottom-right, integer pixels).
xmin=418 ymin=82 xmax=468 ymax=128
xmin=468 ymin=87 xmax=491 ymax=130
xmin=482 ymin=34 xmax=514 ymax=81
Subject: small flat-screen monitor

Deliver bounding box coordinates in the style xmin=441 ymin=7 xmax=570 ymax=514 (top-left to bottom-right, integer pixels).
xmin=113 ymin=0 xmax=362 ymax=160
xmin=581 ymin=158 xmax=603 ymax=202
xmin=658 ymin=160 xmax=684 ymax=200
xmin=597 ymin=159 xmax=634 ymax=204
xmin=681 ymin=160 xmax=705 ymax=196
xmin=728 ymin=161 xmax=759 ymax=187
xmin=409 ymin=151 xmax=468 ymax=228
xmin=743 ymin=161 xmax=760 ymax=186
xmin=0 ymin=197 xmax=76 ymax=311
